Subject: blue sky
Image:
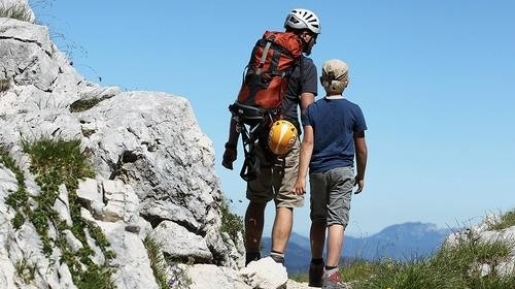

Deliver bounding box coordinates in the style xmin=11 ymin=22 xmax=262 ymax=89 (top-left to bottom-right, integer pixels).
xmin=32 ymin=1 xmax=515 ymax=237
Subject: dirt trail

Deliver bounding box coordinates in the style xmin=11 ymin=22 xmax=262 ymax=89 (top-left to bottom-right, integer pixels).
xmin=286 ymin=279 xmax=351 ymax=289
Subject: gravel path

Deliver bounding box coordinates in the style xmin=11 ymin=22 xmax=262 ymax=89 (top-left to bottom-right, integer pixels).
xmin=286 ymin=279 xmax=351 ymax=289
xmin=286 ymin=280 xmax=311 ymax=289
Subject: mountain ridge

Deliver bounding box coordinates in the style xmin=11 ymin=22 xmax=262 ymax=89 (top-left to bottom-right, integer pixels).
xmin=262 ymin=221 xmax=453 ymax=273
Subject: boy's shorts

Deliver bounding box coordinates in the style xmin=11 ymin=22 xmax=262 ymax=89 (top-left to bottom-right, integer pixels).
xmin=309 ymin=166 xmax=354 ymax=226
xmin=246 ymin=138 xmax=304 ymax=208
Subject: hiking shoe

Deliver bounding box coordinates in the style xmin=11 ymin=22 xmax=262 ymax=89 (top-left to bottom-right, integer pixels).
xmin=245 ymin=252 xmax=261 ymax=266
xmin=308 ymin=262 xmax=324 ymax=287
xmin=322 ymin=270 xmax=347 ymax=289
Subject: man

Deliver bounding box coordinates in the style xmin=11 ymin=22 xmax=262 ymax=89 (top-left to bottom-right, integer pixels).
xmin=293 ymin=59 xmax=368 ymax=288
xmin=222 ymin=8 xmax=321 ymax=266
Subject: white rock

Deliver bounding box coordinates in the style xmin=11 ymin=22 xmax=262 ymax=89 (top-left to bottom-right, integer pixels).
xmin=239 ymin=257 xmax=288 ymax=289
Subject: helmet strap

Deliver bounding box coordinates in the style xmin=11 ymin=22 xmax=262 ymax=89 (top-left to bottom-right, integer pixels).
xmin=299 ymin=31 xmax=317 ymax=56
xmin=304 ymin=37 xmax=316 ymax=56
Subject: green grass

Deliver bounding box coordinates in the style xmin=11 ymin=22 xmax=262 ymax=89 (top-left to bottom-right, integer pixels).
xmin=144 ymin=236 xmax=170 ymax=289
xmin=14 ymin=257 xmax=37 ymax=284
xmin=488 ymin=209 xmax=515 ymax=231
xmin=1 ymin=137 xmax=116 ymax=288
xmin=292 ymin=210 xmax=515 ymax=289
xmin=1 ymin=146 xmax=31 ymax=230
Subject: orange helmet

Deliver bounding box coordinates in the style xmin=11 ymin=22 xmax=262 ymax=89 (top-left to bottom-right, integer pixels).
xmin=268 ymin=120 xmax=298 ymax=155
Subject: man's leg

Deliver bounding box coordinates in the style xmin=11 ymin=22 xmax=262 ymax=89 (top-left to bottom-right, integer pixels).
xmin=270 ymin=139 xmax=302 ymax=263
xmin=245 ymin=201 xmax=267 ymax=265
xmin=270 ymin=206 xmax=293 ymax=262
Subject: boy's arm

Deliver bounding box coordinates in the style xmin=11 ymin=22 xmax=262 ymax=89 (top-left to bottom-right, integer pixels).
xmin=354 ymin=130 xmax=368 ymax=193
xmin=294 ymin=125 xmax=314 ymax=195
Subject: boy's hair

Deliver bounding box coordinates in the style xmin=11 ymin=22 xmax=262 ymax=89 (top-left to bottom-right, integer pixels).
xmin=320 ymin=59 xmax=349 ymax=95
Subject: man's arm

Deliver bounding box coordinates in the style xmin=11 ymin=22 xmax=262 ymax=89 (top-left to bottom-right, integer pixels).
xmin=299 ymin=92 xmax=315 ymax=114
xmin=354 ymin=130 xmax=368 ymax=193
xmin=226 ymin=117 xmax=240 ymax=147
xmin=222 ymin=117 xmax=240 ymax=170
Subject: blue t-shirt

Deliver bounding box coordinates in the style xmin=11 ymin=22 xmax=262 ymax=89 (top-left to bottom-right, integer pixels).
xmin=302 ymin=96 xmax=367 ymax=173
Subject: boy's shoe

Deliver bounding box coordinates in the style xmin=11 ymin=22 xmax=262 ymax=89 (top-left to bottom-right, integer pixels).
xmin=322 ymin=270 xmax=347 ymax=289
xmin=308 ymin=262 xmax=324 ymax=287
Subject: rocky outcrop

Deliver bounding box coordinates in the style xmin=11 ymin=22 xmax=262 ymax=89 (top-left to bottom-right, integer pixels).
xmin=444 ymin=214 xmax=515 ymax=278
xmin=0 ymin=1 xmax=253 ymax=288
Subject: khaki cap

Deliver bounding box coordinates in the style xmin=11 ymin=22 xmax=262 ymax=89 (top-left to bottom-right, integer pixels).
xmin=322 ymin=59 xmax=349 ymax=81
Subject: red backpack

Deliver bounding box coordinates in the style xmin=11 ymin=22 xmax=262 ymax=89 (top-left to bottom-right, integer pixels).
xmin=236 ymin=31 xmax=303 ymax=111
xmin=229 ymin=31 xmax=304 ymax=181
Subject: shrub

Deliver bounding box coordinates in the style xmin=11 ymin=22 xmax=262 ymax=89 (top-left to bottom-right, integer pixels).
xmin=220 ymin=197 xmax=243 ymax=244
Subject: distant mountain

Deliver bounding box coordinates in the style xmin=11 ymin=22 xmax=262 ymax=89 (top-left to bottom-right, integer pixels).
xmin=262 ymin=222 xmax=453 ymax=273
xmin=343 ymin=222 xmax=453 ymax=261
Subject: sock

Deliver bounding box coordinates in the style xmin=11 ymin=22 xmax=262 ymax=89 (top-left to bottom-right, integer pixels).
xmin=311 ymin=258 xmax=324 ymax=265
xmin=270 ymin=251 xmax=285 ymax=264
xmin=324 ymin=266 xmax=338 ymax=277
xmin=245 ymin=252 xmax=261 ymax=266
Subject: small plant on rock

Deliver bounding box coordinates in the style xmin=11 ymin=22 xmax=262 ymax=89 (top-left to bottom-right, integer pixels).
xmin=220 ymin=197 xmax=244 ymax=244
xmin=0 ymin=5 xmax=32 ymax=22
xmin=0 ymin=78 xmax=11 ymax=92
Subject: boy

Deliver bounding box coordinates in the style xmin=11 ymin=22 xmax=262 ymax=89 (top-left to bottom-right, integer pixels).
xmin=293 ymin=59 xmax=368 ymax=288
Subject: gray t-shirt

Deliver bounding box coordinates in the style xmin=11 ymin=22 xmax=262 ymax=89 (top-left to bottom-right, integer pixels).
xmin=282 ymin=56 xmax=318 ymax=132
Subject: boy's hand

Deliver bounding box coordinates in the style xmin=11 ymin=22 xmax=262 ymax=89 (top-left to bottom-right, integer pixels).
xmin=293 ymin=179 xmax=306 ymax=195
xmin=354 ymin=177 xmax=365 ymax=194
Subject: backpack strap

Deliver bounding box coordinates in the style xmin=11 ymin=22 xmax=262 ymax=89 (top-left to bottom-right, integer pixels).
xmin=229 ymin=103 xmax=268 ymax=181
xmin=239 ymin=131 xmax=261 ymax=182
xmin=256 ymin=40 xmax=273 ymax=75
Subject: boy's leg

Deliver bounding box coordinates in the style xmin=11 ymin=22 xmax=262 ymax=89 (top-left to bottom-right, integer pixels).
xmin=309 ymin=172 xmax=329 ymax=287
xmin=326 ymin=224 xmax=344 ymax=266
xmin=325 ymin=166 xmax=354 ymax=266
xmin=310 ymin=221 xmax=326 ymax=259
xmin=308 ymin=221 xmax=326 ymax=287
xmin=309 ymin=171 xmax=329 ymax=259
xmin=322 ymin=166 xmax=354 ymax=287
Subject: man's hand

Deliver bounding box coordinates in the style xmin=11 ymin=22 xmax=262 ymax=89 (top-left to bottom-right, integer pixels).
xmin=222 ymin=146 xmax=237 ymax=170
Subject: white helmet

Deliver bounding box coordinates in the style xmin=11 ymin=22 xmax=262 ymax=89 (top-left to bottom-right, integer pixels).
xmin=284 ymin=8 xmax=321 ymax=34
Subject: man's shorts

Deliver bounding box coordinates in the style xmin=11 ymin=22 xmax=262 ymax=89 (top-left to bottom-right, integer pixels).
xmin=246 ymin=138 xmax=304 ymax=208
xmin=309 ymin=166 xmax=354 ymax=227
